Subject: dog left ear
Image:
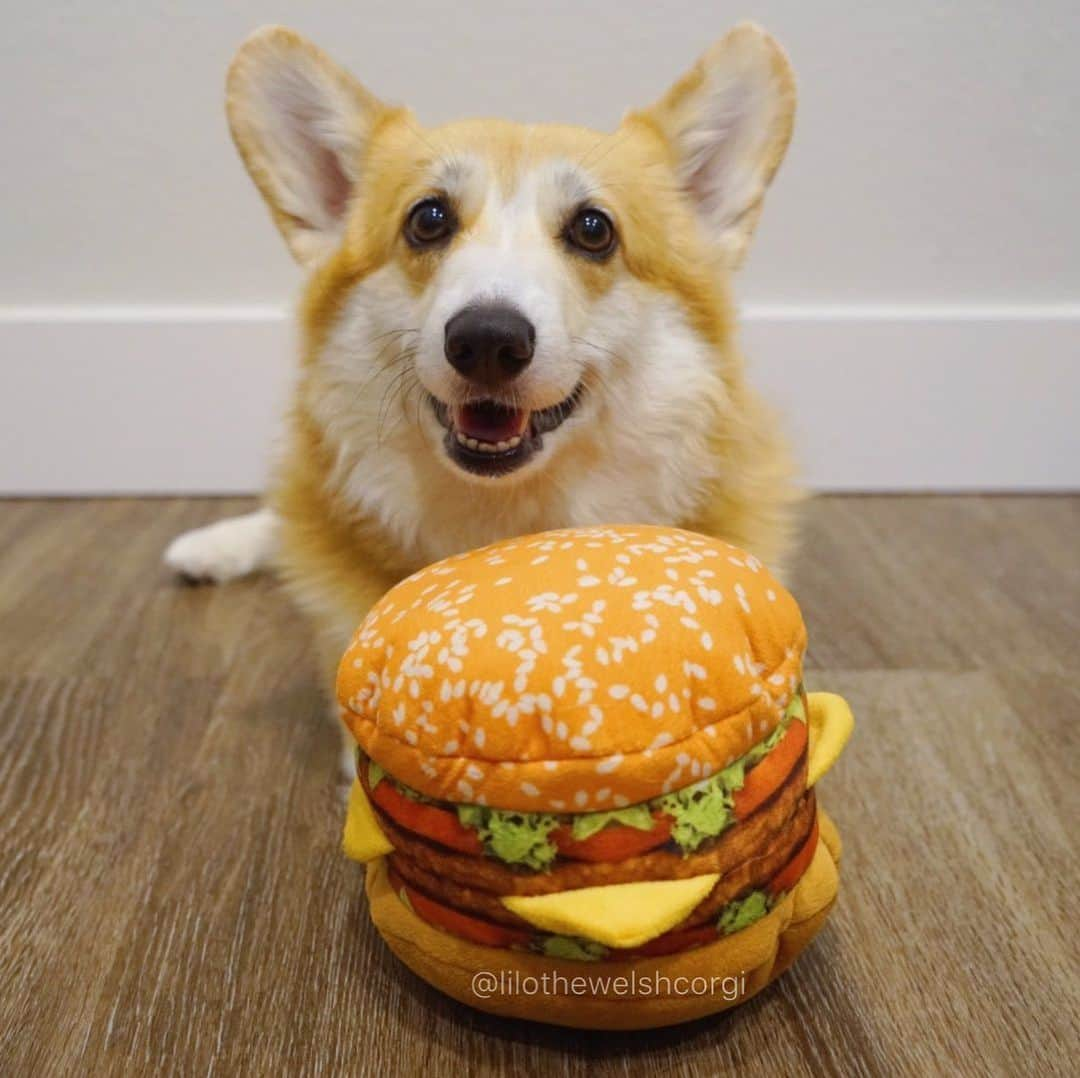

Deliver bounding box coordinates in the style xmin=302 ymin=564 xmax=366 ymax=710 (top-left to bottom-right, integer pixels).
xmin=226 ymin=26 xmax=393 ymax=267
xmin=641 ymin=23 xmax=796 ymax=269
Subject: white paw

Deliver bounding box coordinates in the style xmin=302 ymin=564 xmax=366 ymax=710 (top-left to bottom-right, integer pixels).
xmin=164 ymin=509 xmax=279 ymax=583
xmin=340 ymin=740 xmax=357 ymax=781
xmin=337 ymin=742 xmax=357 ymax=801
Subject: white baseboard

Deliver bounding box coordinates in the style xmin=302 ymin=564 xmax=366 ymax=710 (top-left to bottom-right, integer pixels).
xmin=1 ymin=305 xmax=1077 ymax=494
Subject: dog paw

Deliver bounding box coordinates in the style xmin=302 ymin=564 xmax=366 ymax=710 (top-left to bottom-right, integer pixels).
xmin=163 ymin=509 xmax=278 ymax=583
xmin=339 ymin=739 xmax=357 ymax=779
xmin=336 ymin=743 xmax=356 ymax=802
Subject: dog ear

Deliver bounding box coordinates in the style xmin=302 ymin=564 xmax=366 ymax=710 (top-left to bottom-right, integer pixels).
xmin=226 ymin=26 xmax=391 ymax=266
xmin=642 ymin=23 xmax=795 ymax=268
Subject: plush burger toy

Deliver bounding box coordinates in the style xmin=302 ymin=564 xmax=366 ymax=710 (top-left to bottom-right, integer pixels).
xmin=338 ymin=525 xmax=852 ymax=1029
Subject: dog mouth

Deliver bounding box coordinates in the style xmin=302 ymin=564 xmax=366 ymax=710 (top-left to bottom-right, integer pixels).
xmin=429 ymin=386 xmax=583 ymax=477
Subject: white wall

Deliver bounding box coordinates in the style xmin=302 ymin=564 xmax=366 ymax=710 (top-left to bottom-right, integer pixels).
xmin=2 ymin=2 xmax=1078 ymax=492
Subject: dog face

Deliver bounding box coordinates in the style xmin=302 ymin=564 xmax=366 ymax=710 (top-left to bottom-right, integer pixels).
xmin=226 ymin=24 xmax=794 ymax=552
xmin=387 ymin=128 xmax=627 ymax=482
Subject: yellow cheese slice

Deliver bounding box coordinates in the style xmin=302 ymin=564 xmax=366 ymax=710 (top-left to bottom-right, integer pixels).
xmin=806 ymin=692 xmax=854 ymax=787
xmin=502 ymin=874 xmax=719 ymax=949
xmin=342 ymin=778 xmax=394 ymax=862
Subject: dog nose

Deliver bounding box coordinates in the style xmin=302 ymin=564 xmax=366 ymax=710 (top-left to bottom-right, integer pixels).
xmin=444 ymin=304 xmax=535 ymax=385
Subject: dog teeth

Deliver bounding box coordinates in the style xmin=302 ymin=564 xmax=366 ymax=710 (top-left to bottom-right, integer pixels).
xmin=455 ymin=432 xmax=523 ymax=453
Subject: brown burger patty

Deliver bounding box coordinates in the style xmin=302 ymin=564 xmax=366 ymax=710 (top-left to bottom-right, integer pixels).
xmin=391 ymin=788 xmax=816 ymax=930
xmin=379 ymin=751 xmax=808 ymax=899
xmin=389 ymin=856 xmax=532 ymax=927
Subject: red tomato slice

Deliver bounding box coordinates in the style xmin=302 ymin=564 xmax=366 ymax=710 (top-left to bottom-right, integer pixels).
xmin=552 ymin=813 xmax=674 ymax=862
xmin=733 ymin=718 xmax=808 ymax=820
xmin=768 ymin=815 xmax=819 ymax=897
xmin=389 ymin=870 xmax=533 ymax=948
xmin=368 ymin=778 xmax=485 ymax=856
xmin=616 ymin=923 xmax=719 ymax=959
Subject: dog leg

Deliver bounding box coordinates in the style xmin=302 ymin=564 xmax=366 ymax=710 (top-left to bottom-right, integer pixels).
xmin=164 ymin=507 xmax=280 ymax=583
xmin=339 ymin=725 xmax=357 ymax=788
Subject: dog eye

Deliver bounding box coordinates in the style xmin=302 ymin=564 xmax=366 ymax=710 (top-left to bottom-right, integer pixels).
xmin=565 ymin=208 xmax=616 ymax=258
xmin=405 ymin=198 xmax=456 ymax=247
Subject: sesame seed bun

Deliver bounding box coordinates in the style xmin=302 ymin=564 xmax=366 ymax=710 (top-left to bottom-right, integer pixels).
xmin=338 ymin=525 xmax=805 ymax=812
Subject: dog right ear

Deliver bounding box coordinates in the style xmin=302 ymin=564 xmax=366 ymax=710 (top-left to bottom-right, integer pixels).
xmin=226 ymin=26 xmax=391 ymax=267
xmin=639 ymin=23 xmax=796 ymax=270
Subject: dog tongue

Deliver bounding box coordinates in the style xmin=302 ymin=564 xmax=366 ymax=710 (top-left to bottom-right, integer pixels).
xmin=455 ymin=401 xmax=529 ymax=443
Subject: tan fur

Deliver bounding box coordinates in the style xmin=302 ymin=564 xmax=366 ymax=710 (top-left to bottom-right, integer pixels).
xmin=225 ymin=23 xmax=802 ymax=694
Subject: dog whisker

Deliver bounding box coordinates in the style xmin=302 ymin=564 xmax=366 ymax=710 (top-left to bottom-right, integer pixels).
xmin=375 ymin=360 xmax=420 ymax=445
xmin=371 ymin=331 xmax=420 ymax=369
xmin=408 ymin=376 xmax=428 ymax=434
xmin=362 ymin=326 xmax=420 ymax=350
xmin=391 ymin=371 xmax=425 ymax=442
xmin=346 ymin=345 xmax=419 ymax=411
xmin=571 ymin=335 xmax=621 ymax=362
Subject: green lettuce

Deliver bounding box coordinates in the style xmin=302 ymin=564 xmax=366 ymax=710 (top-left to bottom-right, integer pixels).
xmin=785 ymin=692 xmax=806 ymax=723
xmin=540 ymin=936 xmax=609 ymax=962
xmin=741 ymin=710 xmax=792 ymax=771
xmin=362 ymin=755 xmax=431 ymax=801
xmin=570 ymin=804 xmax=656 ymax=841
xmin=657 ymin=751 xmax=757 ymax=853
xmin=655 ymin=699 xmax=800 ymax=854
xmin=457 ymin=805 xmax=559 ymax=870
xmin=367 ymin=759 xmax=385 ymax=790
xmin=717 ymin=890 xmax=771 ymax=935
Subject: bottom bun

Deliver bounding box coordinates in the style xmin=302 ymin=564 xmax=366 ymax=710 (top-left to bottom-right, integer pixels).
xmin=365 ymin=807 xmax=842 ymax=1030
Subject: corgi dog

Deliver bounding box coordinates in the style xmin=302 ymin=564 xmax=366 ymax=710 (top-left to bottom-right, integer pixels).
xmin=166 ymin=22 xmax=801 ymax=762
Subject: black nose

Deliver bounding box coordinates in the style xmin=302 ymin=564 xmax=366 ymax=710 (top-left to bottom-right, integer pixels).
xmin=444 ymin=304 xmax=535 ymax=385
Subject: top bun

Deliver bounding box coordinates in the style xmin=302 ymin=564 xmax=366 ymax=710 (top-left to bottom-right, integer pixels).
xmin=338 ymin=526 xmax=805 ymax=812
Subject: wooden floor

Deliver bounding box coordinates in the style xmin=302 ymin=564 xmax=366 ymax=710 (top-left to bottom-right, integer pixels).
xmin=1 ymin=496 xmax=1077 ymax=1076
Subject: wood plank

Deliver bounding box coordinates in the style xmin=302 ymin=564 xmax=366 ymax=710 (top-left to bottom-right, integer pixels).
xmin=0 ymin=496 xmax=1076 ymax=1075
